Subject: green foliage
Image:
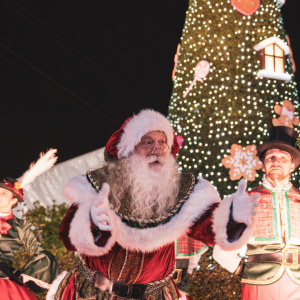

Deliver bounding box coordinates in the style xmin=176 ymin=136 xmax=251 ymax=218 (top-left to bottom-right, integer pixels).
xmin=13 ymin=248 xmax=33 ymax=271
xmin=23 ymin=201 xmax=78 ymax=272
xmin=13 ymin=201 xmax=79 ymax=300
xmin=189 ymin=247 xmax=242 ymax=300
xmin=168 ymin=0 xmax=299 ymax=197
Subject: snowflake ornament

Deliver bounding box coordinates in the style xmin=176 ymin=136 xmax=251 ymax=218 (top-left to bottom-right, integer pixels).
xmin=222 ymin=144 xmax=262 ymax=181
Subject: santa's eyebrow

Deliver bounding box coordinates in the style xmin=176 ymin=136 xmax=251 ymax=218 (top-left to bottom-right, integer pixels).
xmin=142 ymin=135 xmax=153 ymax=140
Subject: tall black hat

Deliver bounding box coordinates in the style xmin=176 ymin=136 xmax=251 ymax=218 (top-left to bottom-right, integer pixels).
xmin=257 ymin=126 xmax=300 ymax=168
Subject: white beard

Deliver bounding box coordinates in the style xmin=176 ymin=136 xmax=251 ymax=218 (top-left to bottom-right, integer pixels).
xmin=127 ymin=153 xmax=180 ymax=219
xmin=107 ymin=153 xmax=180 ymax=220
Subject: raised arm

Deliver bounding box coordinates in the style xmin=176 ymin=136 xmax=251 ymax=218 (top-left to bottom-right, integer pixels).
xmin=188 ymin=179 xmax=259 ymax=251
xmin=59 ymin=176 xmax=114 ymax=256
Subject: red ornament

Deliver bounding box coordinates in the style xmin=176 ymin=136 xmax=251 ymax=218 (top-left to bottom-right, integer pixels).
xmin=176 ymin=135 xmax=184 ymax=148
xmin=231 ymin=0 xmax=260 ymax=16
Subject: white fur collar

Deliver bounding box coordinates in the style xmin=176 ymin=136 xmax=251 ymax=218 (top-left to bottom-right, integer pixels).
xmin=108 ymin=177 xmax=220 ymax=252
xmin=64 ymin=175 xmax=221 ymax=254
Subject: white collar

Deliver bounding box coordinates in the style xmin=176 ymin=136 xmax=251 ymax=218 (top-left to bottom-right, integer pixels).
xmin=0 ymin=211 xmax=12 ymax=219
xmin=262 ymin=174 xmax=292 ymax=192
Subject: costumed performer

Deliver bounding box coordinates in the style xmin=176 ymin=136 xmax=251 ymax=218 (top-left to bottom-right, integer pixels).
xmin=51 ymin=109 xmax=260 ymax=300
xmin=213 ymin=126 xmax=300 ymax=300
xmin=0 ymin=149 xmax=60 ymax=300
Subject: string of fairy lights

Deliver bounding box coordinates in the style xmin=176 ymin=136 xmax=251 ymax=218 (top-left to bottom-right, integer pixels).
xmin=168 ymin=0 xmax=299 ymax=194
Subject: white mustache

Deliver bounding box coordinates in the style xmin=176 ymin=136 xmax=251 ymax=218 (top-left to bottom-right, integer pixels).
xmin=146 ymin=155 xmax=162 ymax=164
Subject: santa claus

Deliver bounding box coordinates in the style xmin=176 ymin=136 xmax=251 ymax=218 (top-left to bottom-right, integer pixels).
xmin=50 ymin=109 xmax=259 ymax=300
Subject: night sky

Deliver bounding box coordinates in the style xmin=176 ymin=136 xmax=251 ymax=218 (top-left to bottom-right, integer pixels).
xmin=1 ymin=0 xmax=299 ymax=179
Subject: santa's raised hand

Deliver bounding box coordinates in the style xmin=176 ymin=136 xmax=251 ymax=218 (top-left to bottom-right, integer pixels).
xmin=233 ymin=179 xmax=260 ymax=225
xmin=91 ymin=183 xmax=112 ymax=231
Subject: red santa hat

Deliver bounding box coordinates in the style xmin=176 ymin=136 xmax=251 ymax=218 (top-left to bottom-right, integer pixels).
xmin=105 ymin=109 xmax=179 ymax=159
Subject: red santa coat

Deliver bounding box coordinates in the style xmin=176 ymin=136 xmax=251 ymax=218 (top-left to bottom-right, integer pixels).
xmin=60 ymin=201 xmax=216 ymax=284
xmin=55 ymin=173 xmax=256 ymax=300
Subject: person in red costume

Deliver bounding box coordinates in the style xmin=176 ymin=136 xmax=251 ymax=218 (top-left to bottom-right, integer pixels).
xmin=51 ymin=109 xmax=260 ymax=300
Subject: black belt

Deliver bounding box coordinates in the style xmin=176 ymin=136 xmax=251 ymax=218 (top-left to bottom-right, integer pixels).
xmin=93 ymin=271 xmax=147 ymax=300
xmin=78 ymin=258 xmax=174 ymax=299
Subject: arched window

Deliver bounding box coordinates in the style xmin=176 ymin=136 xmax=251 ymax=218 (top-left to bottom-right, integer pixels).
xmin=254 ymin=37 xmax=291 ymax=82
xmin=264 ymin=44 xmax=284 ymax=73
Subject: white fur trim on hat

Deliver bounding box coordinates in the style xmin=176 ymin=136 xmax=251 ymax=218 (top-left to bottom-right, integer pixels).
xmin=117 ymin=109 xmax=174 ymax=158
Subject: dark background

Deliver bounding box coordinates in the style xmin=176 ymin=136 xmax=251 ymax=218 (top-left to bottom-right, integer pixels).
xmin=0 ymin=0 xmax=299 ymax=179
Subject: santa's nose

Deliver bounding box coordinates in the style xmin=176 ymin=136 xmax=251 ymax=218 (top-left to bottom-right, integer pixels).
xmin=151 ymin=147 xmax=163 ymax=155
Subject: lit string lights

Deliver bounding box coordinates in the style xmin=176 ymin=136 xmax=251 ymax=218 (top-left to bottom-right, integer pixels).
xmin=168 ymin=0 xmax=299 ymax=195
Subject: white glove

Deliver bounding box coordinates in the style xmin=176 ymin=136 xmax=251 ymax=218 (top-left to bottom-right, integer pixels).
xmin=91 ymin=183 xmax=112 ymax=231
xmin=213 ymin=244 xmax=242 ymax=273
xmin=233 ymin=179 xmax=260 ymax=226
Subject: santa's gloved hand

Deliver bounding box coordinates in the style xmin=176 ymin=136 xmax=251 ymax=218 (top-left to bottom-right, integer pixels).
xmin=91 ymin=183 xmax=112 ymax=231
xmin=233 ymin=179 xmax=260 ymax=226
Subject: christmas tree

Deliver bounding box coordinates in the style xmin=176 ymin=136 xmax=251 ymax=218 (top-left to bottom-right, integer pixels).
xmin=169 ymin=1 xmax=299 ymax=299
xmin=168 ymin=0 xmax=299 ymax=196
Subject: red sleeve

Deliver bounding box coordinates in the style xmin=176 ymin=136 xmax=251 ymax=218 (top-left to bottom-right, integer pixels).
xmin=59 ymin=204 xmax=79 ymax=251
xmin=187 ymin=203 xmax=218 ymax=245
xmin=59 ymin=203 xmax=112 ymax=251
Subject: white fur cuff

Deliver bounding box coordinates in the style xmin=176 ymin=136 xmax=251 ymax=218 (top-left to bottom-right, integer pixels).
xmin=212 ymin=195 xmax=257 ymax=251
xmin=212 ymin=244 xmax=242 ymax=273
xmin=63 ymin=175 xmax=97 ymax=204
xmin=69 ymin=197 xmax=115 ymax=256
